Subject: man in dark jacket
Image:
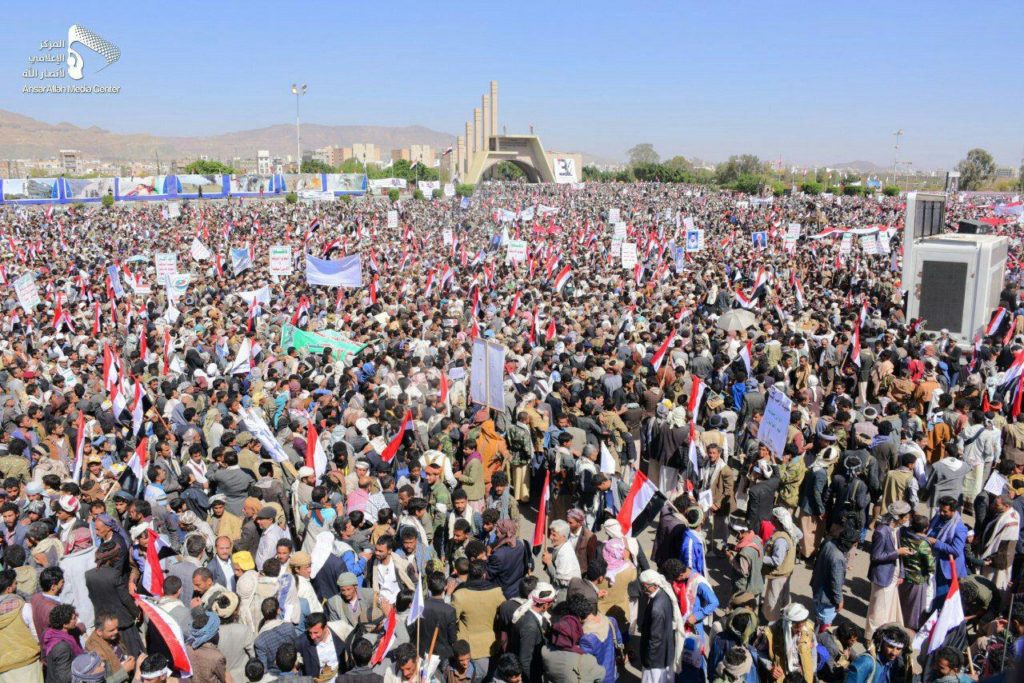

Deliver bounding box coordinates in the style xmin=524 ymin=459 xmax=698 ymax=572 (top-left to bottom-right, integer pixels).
xmin=638 ymin=569 xmax=676 ymax=679
xmin=336 ymin=637 xmax=384 ymax=682
xmin=510 ymin=581 xmax=555 ymax=681
xmin=811 ymin=530 xmax=855 ymax=629
xmin=85 ymin=540 xmax=143 ymax=656
xmin=294 ymin=613 xmax=349 ymax=680
xmin=411 ymin=572 xmax=458 ymax=664
xmin=745 ymin=460 xmax=780 ymax=531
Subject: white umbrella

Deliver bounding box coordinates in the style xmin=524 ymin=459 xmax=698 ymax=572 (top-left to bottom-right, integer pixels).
xmin=716 ymin=308 xmax=757 ymax=332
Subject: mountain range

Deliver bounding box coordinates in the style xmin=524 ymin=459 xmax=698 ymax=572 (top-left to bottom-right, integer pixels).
xmin=0 ymin=109 xmax=457 ymax=162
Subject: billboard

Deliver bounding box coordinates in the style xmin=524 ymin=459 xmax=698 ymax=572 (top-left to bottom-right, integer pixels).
xmin=65 ymin=178 xmax=115 ymax=199
xmin=118 ymin=176 xmax=172 ymax=198
xmin=325 ymin=174 xmax=367 ymax=194
xmin=3 ymin=178 xmax=59 ymax=201
xmin=284 ymin=174 xmax=323 ymax=192
xmin=229 ymin=174 xmax=274 ymax=194
xmin=176 ymin=174 xmax=223 ymax=197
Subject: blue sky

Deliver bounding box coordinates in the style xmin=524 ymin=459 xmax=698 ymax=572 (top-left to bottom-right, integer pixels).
xmin=1 ymin=1 xmax=1021 ymax=168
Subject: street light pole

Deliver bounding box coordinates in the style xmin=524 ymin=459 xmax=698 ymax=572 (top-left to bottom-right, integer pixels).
xmin=292 ymin=83 xmax=307 ymax=172
xmin=892 ymin=128 xmax=903 ymax=188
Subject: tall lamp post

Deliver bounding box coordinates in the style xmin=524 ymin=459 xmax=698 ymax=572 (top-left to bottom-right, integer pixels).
xmin=292 ymin=83 xmax=307 ymax=172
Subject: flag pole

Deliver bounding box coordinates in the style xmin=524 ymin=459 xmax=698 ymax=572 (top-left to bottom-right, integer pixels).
xmin=423 ymin=626 xmax=439 ymax=683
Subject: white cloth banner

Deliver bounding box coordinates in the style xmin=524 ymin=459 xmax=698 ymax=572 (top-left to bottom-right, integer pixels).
xmin=238 ymin=407 xmax=291 ymax=463
xmin=305 ymin=254 xmax=363 ymax=288
xmin=238 ymin=285 xmax=271 ymax=306
xmin=506 ymin=239 xmax=528 ymax=264
xmin=190 ymin=237 xmax=211 ymax=261
xmin=621 ymin=242 xmax=638 ymax=269
xmin=387 ymin=210 xmax=398 ymax=228
xmin=154 ymin=252 xmax=178 ymax=284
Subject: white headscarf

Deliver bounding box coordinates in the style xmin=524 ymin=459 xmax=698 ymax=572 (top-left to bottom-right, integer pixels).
xmin=639 ymin=569 xmax=687 ymax=671
xmin=772 ymin=507 xmax=803 ymax=544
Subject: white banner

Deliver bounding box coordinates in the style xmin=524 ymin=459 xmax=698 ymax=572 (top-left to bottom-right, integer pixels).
xmin=190 ymin=238 xmax=211 ymax=261
xmin=269 ymin=245 xmax=293 ymax=277
xmin=387 ymin=210 xmax=398 ymax=228
xmin=620 ymin=241 xmax=638 ymax=269
xmin=612 ymin=222 xmax=627 ymax=240
xmin=442 ymin=229 xmax=453 ymax=246
xmin=369 ymin=178 xmax=407 ymax=190
xmin=860 ymin=234 xmax=880 ymax=256
xmin=505 ymin=239 xmax=528 ymax=264
xmin=443 ymin=183 xmax=455 ymax=198
xmin=418 ymin=181 xmax=440 ymax=195
xmin=239 ymin=285 xmax=271 ymax=306
xmin=13 ymin=272 xmax=40 ymax=312
xmin=154 ymin=252 xmax=177 ymax=284
xmin=840 ymin=233 xmax=853 ymax=256
xmin=164 ymin=273 xmax=192 ymax=301
xmin=786 ymin=222 xmax=802 ymax=239
xmin=756 ymin=387 xmax=793 ymax=458
xmin=608 ymin=208 xmax=621 ymax=223
xmin=470 ymin=339 xmax=506 ymax=412
xmin=877 ymin=231 xmax=891 ymax=254
xmin=237 ymin=407 xmax=291 ymax=463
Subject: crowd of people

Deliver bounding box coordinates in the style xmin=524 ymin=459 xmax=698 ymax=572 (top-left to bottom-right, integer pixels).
xmin=0 ymin=179 xmax=1022 ymax=683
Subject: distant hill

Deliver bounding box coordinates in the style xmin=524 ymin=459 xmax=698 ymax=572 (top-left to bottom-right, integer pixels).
xmin=829 ymin=159 xmax=887 ymax=173
xmin=0 ymin=109 xmax=457 ymax=162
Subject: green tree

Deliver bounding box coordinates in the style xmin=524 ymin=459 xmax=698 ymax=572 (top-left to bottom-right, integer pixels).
xmin=387 ymin=189 xmax=400 ymax=202
xmin=338 ymin=158 xmax=366 ymax=173
xmin=100 ymin=194 xmax=114 ymax=208
xmin=800 ymin=181 xmax=822 ymax=195
xmin=285 ymin=191 xmax=298 ymax=204
xmin=663 ymin=156 xmax=693 ymax=172
xmin=882 ymin=185 xmax=900 ymax=197
xmin=455 ymin=183 xmax=474 ymax=197
xmin=412 ymin=189 xmax=424 ymax=200
xmin=955 ymin=148 xmax=996 ymax=190
xmin=432 ymin=189 xmax=443 ymax=199
xmin=1018 ymin=163 xmax=1024 ymax=193
xmin=489 ymin=161 xmax=526 ymax=181
xmin=184 ymin=160 xmax=236 ymax=175
xmin=715 ymin=155 xmax=766 ymax=185
xmin=301 ymin=159 xmax=334 ymax=174
xmin=842 ymin=185 xmax=865 ymax=196
xmin=626 ymin=143 xmax=660 ymax=166
xmin=731 ymin=174 xmax=764 ymax=194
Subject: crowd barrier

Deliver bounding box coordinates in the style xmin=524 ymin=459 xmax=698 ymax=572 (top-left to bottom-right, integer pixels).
xmin=0 ymin=172 xmax=369 ymax=205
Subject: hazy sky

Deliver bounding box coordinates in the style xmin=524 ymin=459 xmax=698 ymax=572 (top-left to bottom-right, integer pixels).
xmin=2 ymin=1 xmax=1021 ymax=169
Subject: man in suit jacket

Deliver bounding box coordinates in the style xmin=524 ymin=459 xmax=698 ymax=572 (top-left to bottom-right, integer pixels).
xmin=85 ymin=541 xmax=143 ymax=657
xmin=510 ymin=581 xmax=556 ymax=681
xmin=738 ymin=379 xmax=766 ymax=432
xmin=706 ymin=443 xmax=738 ymax=551
xmin=325 ymin=572 xmax=385 ymax=633
xmin=410 ymin=572 xmax=458 ymax=663
xmin=365 ymin=535 xmax=416 ymax=603
xmin=294 ymin=612 xmax=349 ymax=679
xmin=567 ymin=555 xmax=607 ymax=607
xmin=865 ymin=501 xmax=912 ymax=640
xmin=206 ymin=536 xmax=235 ymax=592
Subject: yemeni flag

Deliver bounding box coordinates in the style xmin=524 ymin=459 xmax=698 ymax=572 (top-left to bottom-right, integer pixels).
xmin=305 ymin=420 xmax=329 ymax=481
xmin=129 ymin=379 xmax=145 ymax=436
xmin=793 ymin=277 xmax=805 ymax=309
xmin=141 ymin=528 xmax=170 ymax=596
xmin=617 ymin=470 xmax=665 ymax=537
xmin=738 ymin=339 xmax=753 ymax=377
xmin=371 ymin=608 xmax=398 ymax=665
xmin=71 ymin=411 xmax=86 ymax=483
xmin=687 ymin=421 xmax=703 ymax=475
xmin=926 ymin=559 xmax=967 ymax=653
xmin=138 ymin=326 xmax=148 ymax=362
xmin=651 ymin=329 xmax=677 ymax=373
xmin=851 ymin=319 xmax=862 ymax=367
xmin=734 ymin=287 xmax=756 ymax=310
xmin=688 ymin=376 xmax=706 ymax=422
xmin=553 ymin=265 xmax=572 ymax=293
xmin=1012 ymin=373 xmax=1024 ymax=419
xmin=369 ymin=275 xmax=378 ymax=305
xmin=93 ymin=301 xmax=101 ymax=335
xmin=438 ymin=371 xmax=449 ymax=406
xmin=509 ymin=291 xmax=521 ymax=318
xmin=119 ymin=437 xmax=148 ymax=496
xmin=545 ymin=318 xmax=557 ymax=344
xmin=532 ymin=470 xmax=551 ymax=550
xmin=1002 ymin=349 xmax=1024 ymax=389
xmin=291 ymin=295 xmax=311 ymax=326
xmin=135 ymin=597 xmax=193 ymax=677
xmin=987 ymin=307 xmax=1008 ymax=336
xmin=380 ymin=410 xmax=414 ymax=463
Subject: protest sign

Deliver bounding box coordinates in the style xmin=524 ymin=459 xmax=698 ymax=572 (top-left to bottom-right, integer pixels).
xmin=280 ymin=323 xmax=368 ymax=364
xmin=505 ymin=239 xmax=528 ymax=264
xmin=608 ymin=208 xmax=621 ymax=223
xmin=107 ymin=265 xmax=125 ymax=298
xmin=620 ymin=241 xmax=638 ymax=269
xmin=840 ymin=233 xmax=853 ymax=256
xmin=13 ymin=272 xmax=40 ymax=312
xmin=387 ymin=210 xmax=398 ymax=228
xmin=443 ymin=183 xmax=455 ymax=197
xmin=685 ymin=229 xmax=704 ymax=252
xmin=787 ymin=222 xmax=802 ymax=239
xmin=613 ymin=222 xmax=627 ymax=240
xmin=269 ymin=245 xmax=293 ymax=276
xmin=442 ymin=229 xmax=453 ymax=246
xmin=470 ymin=338 xmax=506 ymax=412
xmin=755 ymin=387 xmax=793 ymax=457
xmin=154 ymin=252 xmax=177 ymax=284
